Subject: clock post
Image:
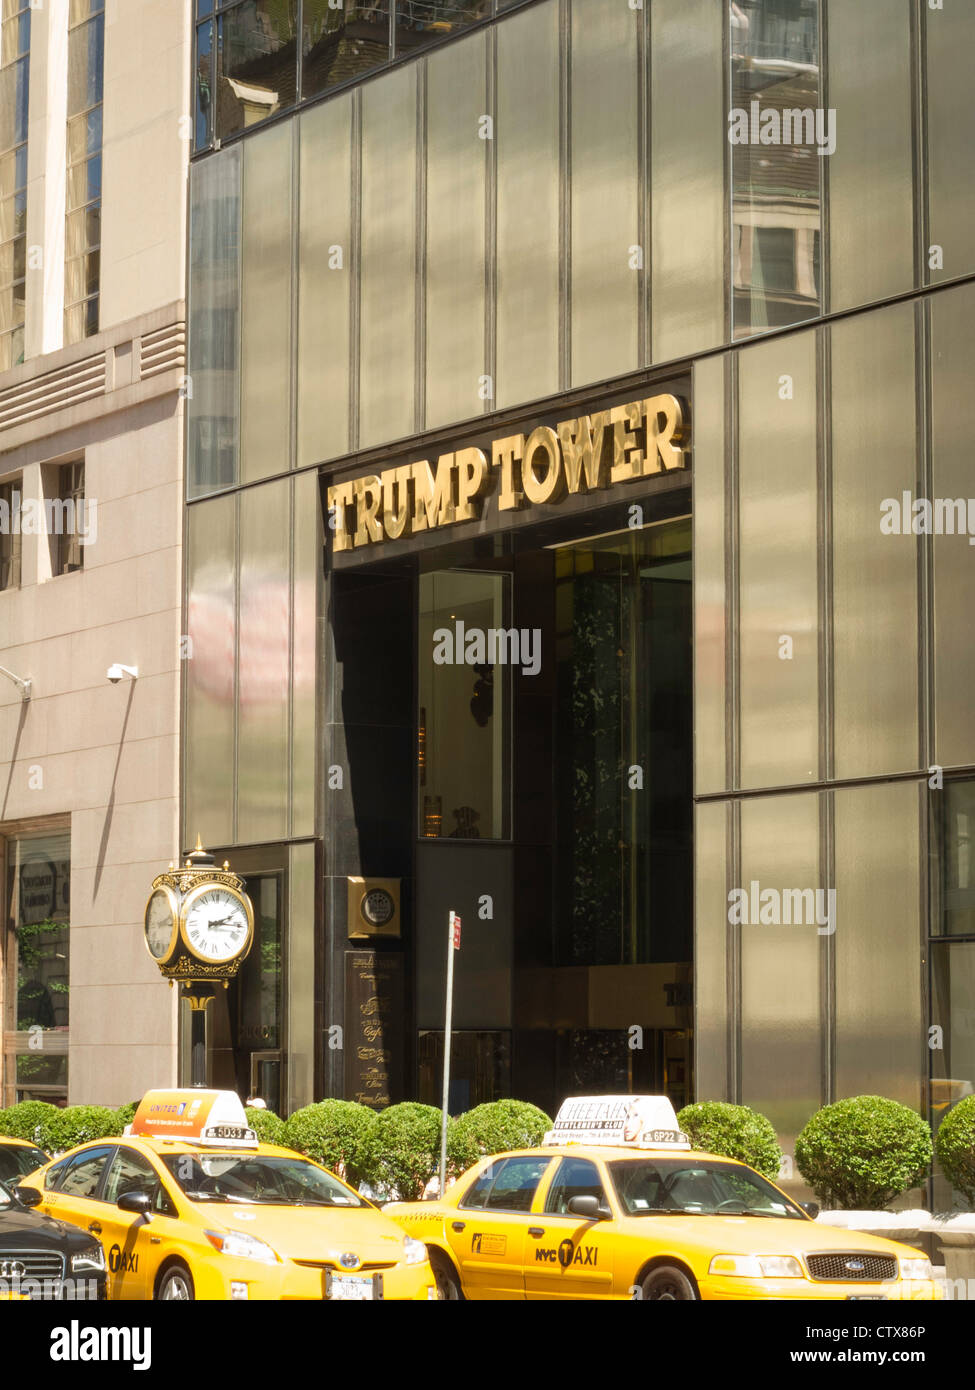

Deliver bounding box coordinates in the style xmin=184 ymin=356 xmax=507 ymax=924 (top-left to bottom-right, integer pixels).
xmin=143 ymin=838 xmax=255 ymax=1088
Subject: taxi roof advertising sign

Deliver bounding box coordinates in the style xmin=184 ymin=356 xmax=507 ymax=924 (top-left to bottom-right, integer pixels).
xmin=544 ymin=1096 xmax=691 ymax=1150
xmin=131 ymin=1090 xmax=258 ymax=1147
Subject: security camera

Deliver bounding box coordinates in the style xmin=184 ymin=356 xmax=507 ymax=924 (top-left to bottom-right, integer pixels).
xmin=107 ymin=663 xmax=138 ymax=684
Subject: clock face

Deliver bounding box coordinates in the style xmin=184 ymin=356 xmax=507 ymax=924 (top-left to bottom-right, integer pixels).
xmin=182 ymin=886 xmax=251 ymax=964
xmin=145 ymin=887 xmax=177 ymax=961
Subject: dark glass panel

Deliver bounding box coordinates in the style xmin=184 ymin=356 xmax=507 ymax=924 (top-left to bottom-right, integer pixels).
xmin=302 ymin=0 xmax=389 ymax=98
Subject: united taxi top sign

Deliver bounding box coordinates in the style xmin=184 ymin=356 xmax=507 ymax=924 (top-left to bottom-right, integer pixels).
xmin=327 ymin=393 xmax=689 ymax=553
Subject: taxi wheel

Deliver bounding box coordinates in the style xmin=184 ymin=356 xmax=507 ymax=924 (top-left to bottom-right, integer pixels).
xmin=640 ymin=1266 xmax=698 ymax=1302
xmin=430 ymin=1253 xmax=464 ymax=1301
xmin=155 ymin=1264 xmax=195 ymax=1301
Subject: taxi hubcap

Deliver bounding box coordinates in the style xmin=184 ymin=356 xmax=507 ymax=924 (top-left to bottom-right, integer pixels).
xmin=161 ymin=1273 xmax=191 ymax=1300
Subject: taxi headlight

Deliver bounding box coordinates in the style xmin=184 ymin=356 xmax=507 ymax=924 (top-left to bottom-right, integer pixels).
xmin=709 ymin=1254 xmax=803 ymax=1278
xmin=900 ymin=1257 xmax=933 ymax=1282
xmin=205 ymin=1230 xmax=279 ymax=1265
xmin=71 ymin=1246 xmax=105 ymax=1273
xmin=403 ymin=1237 xmax=427 ymax=1267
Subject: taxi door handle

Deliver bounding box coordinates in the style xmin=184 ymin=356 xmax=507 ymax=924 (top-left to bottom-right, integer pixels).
xmin=528 ymin=1227 xmax=545 ymax=1238
xmin=451 ymin=1221 xmax=465 ymax=1232
xmin=88 ymin=1222 xmax=102 ymax=1235
xmin=150 ymin=1236 xmax=161 ymax=1245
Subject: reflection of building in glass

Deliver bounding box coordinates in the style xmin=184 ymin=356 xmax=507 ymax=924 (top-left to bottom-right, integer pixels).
xmin=731 ymin=0 xmax=821 ymax=335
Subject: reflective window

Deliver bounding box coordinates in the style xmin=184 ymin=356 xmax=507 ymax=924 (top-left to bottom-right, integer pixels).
xmin=459 ymin=1155 xmax=550 ymax=1212
xmin=52 ymin=462 xmax=86 ymax=577
xmin=57 ymin=1147 xmax=114 ymax=1200
xmin=394 ymin=1 xmax=491 ymax=58
xmin=64 ymin=2 xmax=103 ymax=344
xmin=0 ymin=476 xmax=22 ymax=590
xmin=215 ymin=0 xmax=297 ymax=142
xmin=0 ymin=1144 xmax=47 ymax=1183
xmin=162 ymin=1152 xmax=366 ymax=1207
xmin=544 ymin=1158 xmax=606 ymax=1216
xmin=102 ymin=1147 xmax=176 ymax=1217
xmin=608 ymin=1159 xmax=805 ymax=1219
xmin=4 ymin=830 xmax=71 ymax=1103
xmin=0 ymin=0 xmax=29 ymax=370
xmin=303 ymin=0 xmax=390 ymax=98
xmin=418 ymin=570 xmax=512 ymax=842
xmin=731 ymin=0 xmax=822 ymax=336
xmin=942 ymin=783 xmax=975 ymax=939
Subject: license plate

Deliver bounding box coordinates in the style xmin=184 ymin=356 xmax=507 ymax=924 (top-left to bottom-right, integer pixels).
xmin=329 ymin=1274 xmax=374 ymax=1301
xmin=846 ymin=1295 xmax=887 ymax=1300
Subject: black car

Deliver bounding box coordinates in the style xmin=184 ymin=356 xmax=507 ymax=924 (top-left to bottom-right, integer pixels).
xmin=0 ymin=1179 xmax=106 ymax=1300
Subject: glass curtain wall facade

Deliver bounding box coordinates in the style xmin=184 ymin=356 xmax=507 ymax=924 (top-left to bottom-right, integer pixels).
xmin=183 ymin=0 xmax=975 ymax=1200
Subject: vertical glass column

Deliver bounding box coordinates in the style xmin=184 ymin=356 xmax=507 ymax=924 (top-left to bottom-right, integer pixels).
xmin=826 ymin=0 xmax=914 ymax=312
xmin=298 ymin=94 xmax=352 ymax=467
xmin=738 ymin=330 xmax=819 ymax=790
xmin=240 ymin=121 xmax=293 ymax=484
xmin=237 ymin=479 xmax=291 ymax=844
xmin=569 ymin=0 xmax=640 ymax=388
xmin=834 ymin=781 xmax=922 ymax=1110
xmin=64 ymin=0 xmax=103 ymax=345
xmin=495 ymin=0 xmax=559 ymax=409
xmin=830 ymin=302 xmax=918 ymax=781
xmin=730 ymin=0 xmax=822 ymax=337
xmin=931 ymin=282 xmax=975 ymax=771
xmin=358 ymin=63 xmax=417 ymax=449
xmin=424 ymin=30 xmax=487 ymax=430
xmin=925 ymin=1 xmax=975 ymax=283
xmin=183 ymin=493 xmax=237 ymax=848
xmin=692 ymin=352 xmax=728 ymax=797
xmin=650 ymin=0 xmax=725 ymax=361
xmin=739 ymin=792 xmax=823 ymax=1159
xmin=187 ymin=145 xmax=241 ymax=499
xmin=0 ymin=0 xmax=29 ymax=370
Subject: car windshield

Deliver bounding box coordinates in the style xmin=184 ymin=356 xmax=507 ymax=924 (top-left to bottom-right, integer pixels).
xmin=0 ymin=1146 xmax=48 ymax=1184
xmin=162 ymin=1153 xmax=367 ymax=1208
xmin=608 ymin=1159 xmax=807 ymax=1220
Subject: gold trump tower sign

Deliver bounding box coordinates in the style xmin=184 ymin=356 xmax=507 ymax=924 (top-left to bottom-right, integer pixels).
xmin=327 ymin=393 xmax=689 ymax=552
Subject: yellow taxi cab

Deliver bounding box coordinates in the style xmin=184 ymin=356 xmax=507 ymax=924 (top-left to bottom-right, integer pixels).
xmin=19 ymin=1089 xmax=436 ymax=1302
xmin=386 ymin=1095 xmax=939 ymax=1302
xmin=0 ymin=1136 xmax=49 ymax=1187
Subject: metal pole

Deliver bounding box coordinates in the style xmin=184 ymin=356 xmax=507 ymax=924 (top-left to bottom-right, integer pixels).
xmin=439 ymin=911 xmax=456 ymax=1199
xmin=186 ymin=989 xmax=214 ymax=1087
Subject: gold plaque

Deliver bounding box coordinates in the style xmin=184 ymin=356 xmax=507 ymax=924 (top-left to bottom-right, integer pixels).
xmin=347 ymin=877 xmax=401 ymax=940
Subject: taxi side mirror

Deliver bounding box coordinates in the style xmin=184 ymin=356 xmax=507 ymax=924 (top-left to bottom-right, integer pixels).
xmin=14 ymin=1186 xmax=42 ymax=1209
xmin=800 ymin=1201 xmax=820 ymax=1220
xmin=567 ymin=1195 xmax=612 ymax=1220
xmin=117 ymin=1191 xmax=152 ymax=1218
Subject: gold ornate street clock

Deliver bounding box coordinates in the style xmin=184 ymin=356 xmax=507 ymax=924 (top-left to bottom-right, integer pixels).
xmin=144 ymin=839 xmax=254 ymax=1085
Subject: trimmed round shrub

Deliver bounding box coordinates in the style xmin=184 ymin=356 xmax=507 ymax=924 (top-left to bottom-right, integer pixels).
xmin=448 ymin=1100 xmax=552 ymax=1173
xmin=677 ymin=1101 xmax=782 ymax=1181
xmin=795 ymin=1096 xmax=932 ymax=1210
xmin=43 ymin=1105 xmax=120 ymax=1154
xmin=934 ymin=1095 xmax=975 ymax=1208
xmin=366 ymin=1102 xmax=443 ymax=1202
xmin=0 ymin=1100 xmax=59 ymax=1147
xmin=245 ymin=1106 xmax=286 ymax=1147
xmin=282 ymin=1101 xmax=377 ymax=1186
xmin=114 ymin=1102 xmax=139 ymax=1132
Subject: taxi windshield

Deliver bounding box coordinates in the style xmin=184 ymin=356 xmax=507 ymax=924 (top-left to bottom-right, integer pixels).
xmin=0 ymin=1145 xmax=48 ymax=1185
xmin=162 ymin=1153 xmax=366 ymax=1208
xmin=608 ymin=1159 xmax=806 ymax=1220
xmin=0 ymin=1181 xmax=11 ymax=1208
